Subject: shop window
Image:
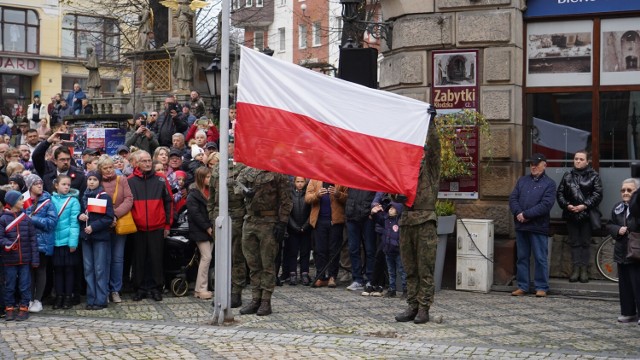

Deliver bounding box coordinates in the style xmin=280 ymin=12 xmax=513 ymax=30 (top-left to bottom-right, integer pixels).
xmin=0 ymin=7 xmax=39 ymax=54
xmin=599 ymin=91 xmax=640 ymax=165
xmin=62 ymin=14 xmax=119 ymax=62
xmin=526 ymin=92 xmax=593 ymax=166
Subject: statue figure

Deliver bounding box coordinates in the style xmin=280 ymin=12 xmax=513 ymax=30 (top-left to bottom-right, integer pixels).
xmin=84 ymin=47 xmax=101 ymax=98
xmin=136 ymin=7 xmax=153 ymax=50
xmin=174 ymin=0 xmax=194 ymax=43
xmin=172 ymin=37 xmax=194 ymax=91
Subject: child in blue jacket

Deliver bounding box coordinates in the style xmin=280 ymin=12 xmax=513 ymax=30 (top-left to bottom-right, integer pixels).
xmin=0 ymin=190 xmax=38 ymax=321
xmin=371 ymin=202 xmax=407 ymax=298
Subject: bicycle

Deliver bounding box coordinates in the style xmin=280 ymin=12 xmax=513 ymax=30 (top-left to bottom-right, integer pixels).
xmin=595 ymin=235 xmax=618 ymax=282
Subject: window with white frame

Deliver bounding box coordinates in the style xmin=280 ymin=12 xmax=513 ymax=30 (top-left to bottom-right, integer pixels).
xmin=298 ymin=25 xmax=307 ymax=48
xmin=278 ymin=28 xmax=285 ymax=51
xmin=62 ymin=14 xmax=119 ymax=61
xmin=253 ymin=31 xmax=264 ymax=51
xmin=246 ymin=0 xmax=253 ymax=7
xmin=256 ymin=0 xmax=263 ymax=7
xmin=313 ymin=22 xmax=322 ymax=46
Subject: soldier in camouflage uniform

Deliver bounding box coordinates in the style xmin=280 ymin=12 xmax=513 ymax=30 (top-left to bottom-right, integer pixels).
xmin=207 ymin=141 xmax=247 ymax=308
xmin=394 ymin=120 xmax=441 ymax=324
xmin=235 ymin=167 xmax=292 ymax=316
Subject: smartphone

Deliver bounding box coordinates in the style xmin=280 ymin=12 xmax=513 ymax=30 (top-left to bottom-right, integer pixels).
xmin=141 ymin=120 xmax=147 ymax=127
xmin=59 ymin=133 xmax=71 ymax=141
xmin=322 ymin=182 xmax=334 ymax=189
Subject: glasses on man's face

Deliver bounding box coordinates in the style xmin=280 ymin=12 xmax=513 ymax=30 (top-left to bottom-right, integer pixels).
xmin=150 ymin=114 xmax=157 ymax=117
xmin=57 ymin=157 xmax=71 ymax=163
xmin=621 ymin=188 xmax=635 ymax=194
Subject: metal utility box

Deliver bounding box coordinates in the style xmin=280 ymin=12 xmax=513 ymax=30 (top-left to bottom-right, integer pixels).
xmin=456 ymin=219 xmax=494 ymax=293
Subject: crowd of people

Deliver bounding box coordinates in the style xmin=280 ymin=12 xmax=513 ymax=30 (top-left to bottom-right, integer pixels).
xmin=0 ymin=87 xmax=637 ymax=326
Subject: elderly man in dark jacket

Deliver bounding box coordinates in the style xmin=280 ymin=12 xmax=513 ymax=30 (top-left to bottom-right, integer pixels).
xmin=509 ymin=153 xmax=557 ymax=298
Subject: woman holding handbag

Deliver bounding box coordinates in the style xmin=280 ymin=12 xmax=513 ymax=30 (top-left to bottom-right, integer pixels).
xmin=607 ymin=178 xmax=640 ymax=324
xmin=97 ymin=155 xmax=134 ymax=303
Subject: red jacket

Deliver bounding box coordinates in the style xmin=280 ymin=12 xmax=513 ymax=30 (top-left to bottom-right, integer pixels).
xmin=185 ymin=124 xmax=220 ymax=144
xmin=127 ymin=168 xmax=173 ymax=231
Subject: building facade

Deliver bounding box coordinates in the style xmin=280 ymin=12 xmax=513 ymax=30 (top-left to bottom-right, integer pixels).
xmin=0 ymin=0 xmax=128 ymax=118
xmin=379 ymin=0 xmax=640 ymax=282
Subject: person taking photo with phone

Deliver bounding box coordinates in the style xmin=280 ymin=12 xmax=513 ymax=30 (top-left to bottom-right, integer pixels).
xmin=125 ymin=113 xmax=159 ymax=154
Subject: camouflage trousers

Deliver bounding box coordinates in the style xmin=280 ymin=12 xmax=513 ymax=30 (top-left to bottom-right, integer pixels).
xmin=241 ymin=220 xmax=277 ymax=300
xmin=231 ymin=217 xmax=247 ymax=295
xmin=400 ymin=220 xmax=437 ymax=310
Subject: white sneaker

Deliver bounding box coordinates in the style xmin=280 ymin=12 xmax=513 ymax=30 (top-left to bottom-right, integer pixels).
xmin=617 ymin=315 xmax=637 ymax=323
xmin=29 ymin=300 xmax=43 ymax=313
xmin=346 ymin=281 xmax=363 ymax=291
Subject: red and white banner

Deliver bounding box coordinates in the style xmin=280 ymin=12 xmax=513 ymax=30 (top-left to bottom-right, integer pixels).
xmin=87 ymin=197 xmax=107 ymax=214
xmin=532 ymin=117 xmax=590 ymax=159
xmin=235 ymin=47 xmax=432 ymax=205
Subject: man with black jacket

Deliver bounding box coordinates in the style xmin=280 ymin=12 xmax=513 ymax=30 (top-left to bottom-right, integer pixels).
xmin=345 ymin=189 xmax=377 ymax=292
xmin=153 ymin=96 xmax=188 ymax=147
xmin=32 ymin=132 xmax=86 ymax=198
xmin=128 ymin=150 xmax=173 ymax=302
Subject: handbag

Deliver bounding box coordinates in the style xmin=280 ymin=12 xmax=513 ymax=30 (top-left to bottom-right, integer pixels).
xmin=113 ymin=176 xmax=137 ymax=235
xmin=627 ymin=232 xmax=640 ymax=262
xmin=589 ymin=208 xmax=602 ymax=231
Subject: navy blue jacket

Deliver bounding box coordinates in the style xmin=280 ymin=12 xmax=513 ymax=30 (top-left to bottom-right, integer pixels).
xmin=25 ymin=192 xmax=58 ymax=256
xmin=372 ymin=210 xmax=401 ymax=255
xmin=80 ymin=187 xmax=115 ymax=242
xmin=509 ymin=172 xmax=556 ymax=235
xmin=0 ymin=210 xmax=38 ymax=267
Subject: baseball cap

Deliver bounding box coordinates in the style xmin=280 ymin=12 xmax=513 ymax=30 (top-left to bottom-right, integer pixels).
xmin=169 ymin=149 xmax=183 ymax=158
xmin=82 ymin=148 xmax=99 ymax=156
xmin=116 ymin=145 xmax=130 ymax=155
xmin=527 ymin=153 xmax=547 ymax=165
xmin=205 ymin=142 xmax=218 ymax=150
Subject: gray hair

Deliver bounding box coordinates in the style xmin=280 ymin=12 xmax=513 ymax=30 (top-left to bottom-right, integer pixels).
xmin=97 ymin=154 xmax=114 ymax=171
xmin=172 ymin=133 xmax=185 ymax=141
xmin=622 ymin=178 xmax=640 ymax=189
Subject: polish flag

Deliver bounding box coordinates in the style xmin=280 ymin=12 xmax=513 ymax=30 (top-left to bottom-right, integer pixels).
xmin=235 ymin=47 xmax=432 ymax=206
xmin=532 ymin=117 xmax=590 ymax=159
xmin=87 ymin=197 xmax=107 ymax=214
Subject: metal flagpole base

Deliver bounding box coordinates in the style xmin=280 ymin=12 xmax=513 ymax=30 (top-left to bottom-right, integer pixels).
xmin=212 ymin=215 xmax=233 ymax=325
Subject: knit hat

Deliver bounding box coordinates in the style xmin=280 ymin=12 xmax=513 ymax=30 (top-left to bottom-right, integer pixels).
xmin=191 ymin=144 xmax=204 ymax=159
xmin=8 ymin=174 xmax=26 ymax=192
xmin=173 ymin=170 xmax=187 ymax=179
xmin=86 ymin=170 xmax=102 ymax=183
xmin=4 ymin=190 xmax=22 ymax=208
xmin=24 ymin=173 xmax=43 ymax=191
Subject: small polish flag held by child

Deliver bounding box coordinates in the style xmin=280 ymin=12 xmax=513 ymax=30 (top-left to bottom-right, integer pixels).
xmin=87 ymin=197 xmax=107 ymax=214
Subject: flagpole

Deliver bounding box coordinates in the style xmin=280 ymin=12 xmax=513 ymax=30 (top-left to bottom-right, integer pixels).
xmin=212 ymin=0 xmax=232 ymax=324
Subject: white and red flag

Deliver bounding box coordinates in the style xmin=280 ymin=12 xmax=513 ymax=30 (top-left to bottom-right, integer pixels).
xmin=234 ymin=47 xmax=432 ymax=206
xmin=87 ymin=197 xmax=107 ymax=214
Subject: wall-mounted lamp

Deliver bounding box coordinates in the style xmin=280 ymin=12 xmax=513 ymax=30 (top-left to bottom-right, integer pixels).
xmin=300 ymin=3 xmax=309 ymax=17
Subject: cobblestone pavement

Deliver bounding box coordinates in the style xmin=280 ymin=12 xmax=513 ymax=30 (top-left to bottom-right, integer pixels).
xmin=0 ymin=286 xmax=638 ymax=359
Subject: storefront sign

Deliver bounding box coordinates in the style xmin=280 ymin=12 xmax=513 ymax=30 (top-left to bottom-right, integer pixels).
xmin=432 ymin=50 xmax=480 ymax=199
xmin=525 ymin=0 xmax=640 ymax=18
xmin=0 ymin=57 xmax=39 ymax=75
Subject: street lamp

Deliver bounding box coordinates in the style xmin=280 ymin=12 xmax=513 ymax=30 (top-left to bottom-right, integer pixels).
xmin=203 ymin=56 xmax=222 ymax=119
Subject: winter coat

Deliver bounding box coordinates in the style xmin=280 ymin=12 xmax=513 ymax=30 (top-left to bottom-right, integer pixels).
xmin=128 ymin=167 xmax=173 ymax=231
xmin=125 ymin=128 xmax=159 ymax=154
xmin=305 ymin=180 xmax=347 ymax=228
xmin=289 ymin=186 xmax=311 ymax=233
xmin=372 ymin=208 xmax=401 ymax=255
xmin=0 ymin=209 xmax=38 ymax=267
xmin=372 ymin=192 xmax=403 ymax=234
xmin=25 ymin=191 xmax=58 ymax=256
xmin=27 ymin=102 xmax=48 ymax=129
xmin=154 ymin=111 xmax=188 ymax=147
xmin=51 ymin=189 xmax=81 ymax=248
xmin=556 ymin=166 xmax=603 ymax=222
xmin=66 ymin=89 xmax=86 ymax=113
xmin=186 ymin=188 xmax=212 ymax=243
xmin=345 ymin=189 xmax=376 ymax=222
xmin=606 ymin=201 xmax=639 ymax=264
xmin=32 ymin=140 xmax=87 ymax=198
xmin=509 ymin=172 xmax=557 ymax=235
xmin=101 ymin=174 xmax=134 ymax=219
xmin=185 ymin=124 xmax=220 ymax=144
xmin=80 ymin=187 xmax=115 ymax=242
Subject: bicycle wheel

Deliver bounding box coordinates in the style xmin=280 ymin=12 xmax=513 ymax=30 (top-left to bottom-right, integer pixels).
xmin=596 ymin=236 xmax=618 ymax=282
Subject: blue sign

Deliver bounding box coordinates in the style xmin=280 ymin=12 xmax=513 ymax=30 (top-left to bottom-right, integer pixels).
xmin=525 ymin=0 xmax=640 ymax=18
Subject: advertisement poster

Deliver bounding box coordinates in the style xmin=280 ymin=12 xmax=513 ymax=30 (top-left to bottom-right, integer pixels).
xmin=601 ymin=17 xmax=640 ymax=86
xmin=104 ymin=128 xmax=127 ymax=155
xmin=432 ymin=50 xmax=478 ymax=111
xmin=432 ymin=50 xmax=479 ymax=199
xmin=527 ymin=20 xmax=593 ymax=87
xmin=86 ymin=128 xmax=106 ymax=151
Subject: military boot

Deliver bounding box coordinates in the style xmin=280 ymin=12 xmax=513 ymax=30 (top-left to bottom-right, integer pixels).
xmin=414 ymin=308 xmax=429 ymax=324
xmin=395 ymin=306 xmax=418 ymax=322
xmin=239 ymin=299 xmax=261 ymax=315
xmin=256 ymin=299 xmax=272 ymax=316
xmin=230 ymin=293 xmax=242 ymax=308
xmin=579 ymin=266 xmax=589 ymax=283
xmin=569 ymin=265 xmax=580 ymax=282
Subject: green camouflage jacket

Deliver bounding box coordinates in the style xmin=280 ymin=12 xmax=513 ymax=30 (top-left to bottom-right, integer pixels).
xmin=235 ymin=167 xmax=292 ymax=223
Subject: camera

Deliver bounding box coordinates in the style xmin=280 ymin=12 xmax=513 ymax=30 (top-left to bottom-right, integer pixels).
xmin=380 ymin=195 xmax=392 ymax=212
